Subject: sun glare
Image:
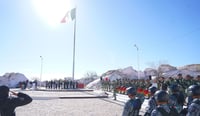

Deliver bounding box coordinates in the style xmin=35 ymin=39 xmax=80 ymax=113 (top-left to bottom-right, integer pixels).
xmin=31 ymin=0 xmax=72 ymax=27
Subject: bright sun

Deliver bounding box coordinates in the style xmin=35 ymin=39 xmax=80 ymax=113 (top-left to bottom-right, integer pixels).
xmin=31 ymin=0 xmax=72 ymax=27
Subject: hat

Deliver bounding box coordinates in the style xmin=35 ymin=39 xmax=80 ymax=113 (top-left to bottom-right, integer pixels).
xmin=0 ymin=85 xmax=9 ymax=98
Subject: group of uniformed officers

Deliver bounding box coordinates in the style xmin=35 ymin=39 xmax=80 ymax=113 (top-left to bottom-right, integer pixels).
xmin=122 ymin=84 xmax=200 ymax=116
xmin=101 ymin=74 xmax=200 ymax=116
xmin=45 ymin=80 xmax=79 ymax=89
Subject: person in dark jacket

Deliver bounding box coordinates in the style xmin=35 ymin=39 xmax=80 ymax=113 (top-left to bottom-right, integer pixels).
xmin=122 ymin=87 xmax=142 ymax=116
xmin=0 ymin=85 xmax=32 ymax=116
xmin=144 ymin=86 xmax=157 ymax=116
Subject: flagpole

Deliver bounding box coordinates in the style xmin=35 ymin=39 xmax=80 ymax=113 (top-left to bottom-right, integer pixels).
xmin=134 ymin=44 xmax=140 ymax=79
xmin=72 ymin=11 xmax=76 ymax=81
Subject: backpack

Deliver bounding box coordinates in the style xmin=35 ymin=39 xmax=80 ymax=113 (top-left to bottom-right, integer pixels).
xmin=157 ymin=107 xmax=179 ymax=116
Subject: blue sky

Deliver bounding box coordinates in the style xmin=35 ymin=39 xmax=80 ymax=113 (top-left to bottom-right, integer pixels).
xmin=0 ymin=0 xmax=199 ymax=80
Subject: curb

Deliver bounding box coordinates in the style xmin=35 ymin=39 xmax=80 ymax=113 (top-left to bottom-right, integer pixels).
xmin=59 ymin=95 xmax=108 ymax=99
xmin=33 ymin=89 xmax=94 ymax=92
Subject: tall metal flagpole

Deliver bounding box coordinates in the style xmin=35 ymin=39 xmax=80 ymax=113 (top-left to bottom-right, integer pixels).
xmin=72 ymin=10 xmax=76 ymax=81
xmin=134 ymin=44 xmax=140 ymax=79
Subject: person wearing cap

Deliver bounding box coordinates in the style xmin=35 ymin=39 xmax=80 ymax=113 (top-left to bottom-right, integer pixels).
xmin=151 ymin=90 xmax=179 ymax=116
xmin=186 ymin=85 xmax=200 ymax=116
xmin=122 ymin=86 xmax=142 ymax=116
xmin=144 ymin=86 xmax=157 ymax=116
xmin=0 ymin=85 xmax=32 ymax=116
xmin=168 ymin=84 xmax=185 ymax=113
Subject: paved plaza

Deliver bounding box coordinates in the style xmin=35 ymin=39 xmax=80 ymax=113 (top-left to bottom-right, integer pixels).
xmin=14 ymin=89 xmax=125 ymax=116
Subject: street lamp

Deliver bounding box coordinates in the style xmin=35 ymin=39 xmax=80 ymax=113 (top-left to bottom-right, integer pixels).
xmin=134 ymin=44 xmax=140 ymax=79
xmin=40 ymin=56 xmax=43 ymax=87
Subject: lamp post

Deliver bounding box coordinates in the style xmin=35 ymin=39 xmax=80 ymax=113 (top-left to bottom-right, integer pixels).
xmin=134 ymin=44 xmax=140 ymax=79
xmin=40 ymin=56 xmax=43 ymax=87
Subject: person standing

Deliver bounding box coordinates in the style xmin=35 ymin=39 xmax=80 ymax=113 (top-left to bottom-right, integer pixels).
xmin=122 ymin=86 xmax=142 ymax=116
xmin=0 ymin=85 xmax=32 ymax=116
xmin=186 ymin=85 xmax=200 ymax=116
xmin=168 ymin=84 xmax=185 ymax=113
xmin=151 ymin=90 xmax=179 ymax=116
xmin=144 ymin=86 xmax=157 ymax=116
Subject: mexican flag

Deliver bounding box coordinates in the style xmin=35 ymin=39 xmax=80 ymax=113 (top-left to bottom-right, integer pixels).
xmin=61 ymin=8 xmax=76 ymax=23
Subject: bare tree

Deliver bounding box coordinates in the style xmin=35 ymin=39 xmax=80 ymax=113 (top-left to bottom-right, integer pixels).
xmin=80 ymin=71 xmax=99 ymax=85
xmin=84 ymin=71 xmax=98 ymax=78
xmin=146 ymin=60 xmax=168 ymax=77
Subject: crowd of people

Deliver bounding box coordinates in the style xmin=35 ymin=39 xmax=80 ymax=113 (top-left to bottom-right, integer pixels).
xmin=122 ymin=84 xmax=200 ymax=116
xmin=17 ymin=79 xmax=84 ymax=90
xmin=18 ymin=80 xmax=38 ymax=90
xmin=101 ymin=74 xmax=200 ymax=98
xmin=45 ymin=80 xmax=81 ymax=89
xmin=101 ymin=73 xmax=200 ymax=116
xmin=17 ymin=80 xmax=38 ymax=90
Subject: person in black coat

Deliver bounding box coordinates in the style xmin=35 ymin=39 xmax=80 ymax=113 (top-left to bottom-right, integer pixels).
xmin=0 ymin=85 xmax=32 ymax=116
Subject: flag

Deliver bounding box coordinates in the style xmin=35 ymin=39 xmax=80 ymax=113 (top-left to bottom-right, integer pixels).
xmin=61 ymin=8 xmax=76 ymax=23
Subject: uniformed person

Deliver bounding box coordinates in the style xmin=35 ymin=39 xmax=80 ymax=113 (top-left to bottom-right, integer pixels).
xmin=144 ymin=86 xmax=157 ymax=116
xmin=168 ymin=84 xmax=184 ymax=113
xmin=122 ymin=87 xmax=142 ymax=116
xmin=151 ymin=90 xmax=179 ymax=116
xmin=0 ymin=85 xmax=32 ymax=116
xmin=186 ymin=85 xmax=200 ymax=116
